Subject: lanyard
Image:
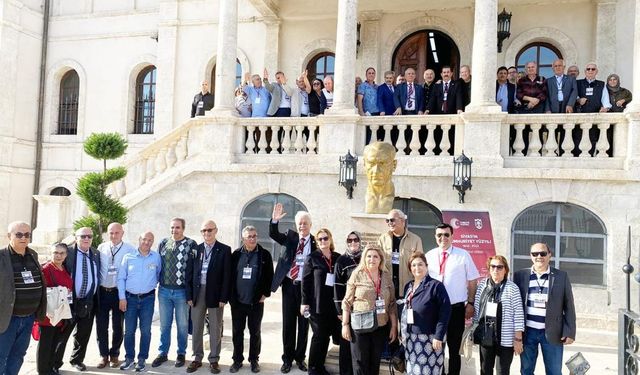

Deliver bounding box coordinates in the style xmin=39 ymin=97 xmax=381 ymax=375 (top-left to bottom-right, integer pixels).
xmin=535 ymin=274 xmax=548 ymax=293
xmin=439 ymin=251 xmax=449 ymax=275
xmin=365 ymin=268 xmax=382 ymax=297
xmin=110 ymin=243 xmax=123 ymax=265
xmin=204 ymin=245 xmax=214 ymax=263
xmin=322 ymin=253 xmax=333 ymax=271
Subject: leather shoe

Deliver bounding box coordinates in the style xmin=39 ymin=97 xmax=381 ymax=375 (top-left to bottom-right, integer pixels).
xmin=71 ymin=362 xmax=87 ymax=371
xmin=209 ymin=362 xmax=221 ymax=374
xmin=110 ymin=356 xmax=120 ymax=368
xmin=175 ymin=354 xmax=186 ymax=368
xmin=187 ymin=361 xmax=202 ymax=373
xmin=151 ymin=355 xmax=168 ymax=368
xmin=250 ymin=360 xmax=261 ymax=373
xmin=280 ymin=362 xmax=292 ymax=373
xmin=296 ymin=360 xmax=308 ymax=372
xmin=229 ymin=362 xmax=242 ymax=373
xmin=97 ymin=356 xmax=108 ymax=369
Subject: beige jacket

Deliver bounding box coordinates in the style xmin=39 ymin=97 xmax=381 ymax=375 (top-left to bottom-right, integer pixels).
xmin=377 ymin=230 xmax=423 ymax=297
xmin=342 ymin=268 xmax=397 ymax=327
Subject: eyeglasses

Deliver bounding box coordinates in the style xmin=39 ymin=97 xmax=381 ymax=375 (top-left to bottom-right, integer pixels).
xmin=200 ymin=228 xmax=217 ymax=233
xmin=78 ymin=234 xmax=93 ymax=239
xmin=318 ymin=236 xmax=330 ymax=242
xmin=346 ymin=238 xmax=360 ymax=244
xmin=245 ymin=234 xmax=258 ymax=239
xmin=586 ymin=68 xmax=596 ymax=71
xmin=436 ymin=233 xmax=451 ymax=238
xmin=385 ymin=218 xmax=399 ymax=223
xmin=490 ymin=264 xmax=505 ymax=270
xmin=312 ymin=82 xmax=321 ymax=86
xmin=13 ymin=232 xmax=31 ymax=239
xmin=531 ymin=251 xmax=548 ymax=257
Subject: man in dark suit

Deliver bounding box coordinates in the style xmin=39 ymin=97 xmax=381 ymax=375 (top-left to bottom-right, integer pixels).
xmin=393 ymin=68 xmax=424 ymax=115
xmin=496 ymin=66 xmax=517 ymax=113
xmin=63 ymin=227 xmax=101 ymax=372
xmin=186 ymin=220 xmax=231 ymax=374
xmin=545 ymin=59 xmax=578 ymax=113
xmin=270 ymin=203 xmax=317 ymax=373
xmin=513 ymin=243 xmax=576 ymax=375
xmin=426 ymin=65 xmax=464 ymax=114
xmin=377 ymin=70 xmax=396 ymax=116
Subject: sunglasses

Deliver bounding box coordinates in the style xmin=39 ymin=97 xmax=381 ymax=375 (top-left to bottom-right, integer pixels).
xmin=13 ymin=232 xmax=31 ymax=239
xmin=318 ymin=236 xmax=330 ymax=242
xmin=346 ymin=238 xmax=360 ymax=244
xmin=245 ymin=234 xmax=257 ymax=239
xmin=586 ymin=68 xmax=596 ymax=71
xmin=78 ymin=234 xmax=93 ymax=239
xmin=490 ymin=264 xmax=505 ymax=270
xmin=313 ymin=82 xmax=321 ymax=85
xmin=436 ymin=233 xmax=451 ymax=238
xmin=531 ymin=251 xmax=548 ymax=257
xmin=385 ymin=218 xmax=399 ymax=223
xmin=200 ymin=228 xmax=217 ymax=233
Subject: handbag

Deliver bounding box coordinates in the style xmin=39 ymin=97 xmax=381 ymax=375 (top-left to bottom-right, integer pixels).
xmin=31 ymin=321 xmax=40 ymax=341
xmin=473 ymin=317 xmax=497 ymax=347
xmin=350 ymin=309 xmax=378 ymax=333
xmin=389 ymin=343 xmax=406 ymax=373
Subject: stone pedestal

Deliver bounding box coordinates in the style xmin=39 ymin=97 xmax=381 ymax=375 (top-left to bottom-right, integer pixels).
xmin=349 ymin=213 xmax=387 ymax=246
xmin=32 ymin=195 xmax=74 ymax=246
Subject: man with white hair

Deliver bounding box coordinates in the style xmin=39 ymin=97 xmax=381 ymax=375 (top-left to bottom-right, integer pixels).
xmin=0 ymin=221 xmax=47 ymax=375
xmin=270 ymin=203 xmax=317 ymax=373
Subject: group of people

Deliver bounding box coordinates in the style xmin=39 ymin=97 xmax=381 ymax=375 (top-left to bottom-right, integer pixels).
xmin=190 ymin=59 xmax=631 ymax=119
xmin=1 ymin=207 xmax=577 ymax=375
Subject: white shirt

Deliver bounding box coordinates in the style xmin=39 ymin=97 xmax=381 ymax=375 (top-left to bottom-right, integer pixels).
xmin=322 ymin=88 xmax=333 ymax=108
xmin=288 ymin=233 xmax=312 ymax=281
xmin=426 ymin=245 xmax=480 ymax=304
xmin=98 ymin=241 xmax=136 ymax=288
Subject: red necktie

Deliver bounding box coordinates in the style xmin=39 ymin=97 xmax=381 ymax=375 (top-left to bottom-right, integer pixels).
xmin=290 ymin=238 xmax=305 ymax=280
xmin=440 ymin=251 xmax=448 ymax=275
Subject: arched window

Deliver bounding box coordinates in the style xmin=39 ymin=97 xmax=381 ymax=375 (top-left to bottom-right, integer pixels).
xmin=134 ymin=66 xmax=156 ymax=134
xmin=58 ymin=70 xmax=79 ymax=135
xmin=393 ymin=198 xmax=442 ymax=250
xmin=211 ymin=59 xmax=242 ymax=97
xmin=50 ymin=187 xmax=71 ymax=196
xmin=240 ymin=193 xmax=308 ymax=258
xmin=516 ymin=43 xmax=562 ymax=78
xmin=306 ymin=52 xmax=335 ymax=82
xmin=511 ymin=202 xmax=606 ymax=286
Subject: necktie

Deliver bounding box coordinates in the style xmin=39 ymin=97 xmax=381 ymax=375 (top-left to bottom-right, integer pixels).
xmin=290 ymin=238 xmax=306 ymax=280
xmin=443 ymin=82 xmax=449 ymax=113
xmin=389 ymin=84 xmax=394 ymax=93
xmin=79 ymin=251 xmax=89 ymax=298
xmin=439 ymin=251 xmax=448 ymax=276
xmin=407 ymin=83 xmax=414 ymax=109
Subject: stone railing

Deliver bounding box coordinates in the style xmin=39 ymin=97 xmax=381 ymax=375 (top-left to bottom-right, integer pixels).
xmin=358 ymin=115 xmax=463 ymax=156
xmin=504 ymin=113 xmax=628 ymax=158
xmin=239 ymin=117 xmax=321 ymax=154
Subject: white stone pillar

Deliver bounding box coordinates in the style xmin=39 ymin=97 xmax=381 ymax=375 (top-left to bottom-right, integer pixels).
xmin=327 ymin=0 xmax=358 ymax=114
xmin=263 ymin=17 xmax=281 ymax=76
xmin=624 ymin=0 xmax=640 ymax=174
xmin=357 ymin=11 xmax=383 ymax=79
xmin=627 ymin=0 xmax=640 ymax=113
xmin=154 ymin=0 xmax=179 ymax=134
xmin=211 ymin=0 xmax=238 ymax=115
xmin=466 ymin=0 xmax=501 ymax=112
xmin=595 ymin=0 xmax=617 ymax=79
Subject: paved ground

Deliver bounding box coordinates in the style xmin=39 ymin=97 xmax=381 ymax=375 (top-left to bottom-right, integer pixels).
xmin=21 ymin=288 xmax=618 ymax=374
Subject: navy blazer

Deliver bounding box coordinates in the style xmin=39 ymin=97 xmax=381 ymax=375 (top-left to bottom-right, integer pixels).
xmin=393 ymin=82 xmax=425 ymax=113
xmin=402 ymin=276 xmax=451 ymax=340
xmin=377 ymin=83 xmax=396 ymax=115
xmin=428 ymin=80 xmax=464 ymax=114
xmin=270 ymin=221 xmax=317 ymax=292
xmin=495 ymin=81 xmax=517 ymax=114
xmin=544 ymin=74 xmax=578 ymax=113
xmin=513 ymin=267 xmax=576 ymax=344
xmin=188 ymin=240 xmax=232 ymax=307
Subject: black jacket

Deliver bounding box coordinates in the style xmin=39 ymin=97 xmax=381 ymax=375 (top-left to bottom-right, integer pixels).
xmin=496 ymin=80 xmax=517 ymax=114
xmin=230 ymin=244 xmax=274 ymax=305
xmin=191 ymin=92 xmax=215 ymax=117
xmin=333 ymin=251 xmax=360 ymax=315
xmin=302 ymin=250 xmax=341 ymax=315
xmin=64 ymin=244 xmax=101 ymax=302
xmin=428 ymin=80 xmax=464 ymax=114
xmin=188 ymin=240 xmax=232 ymax=307
xmin=269 ymin=221 xmax=317 ymax=292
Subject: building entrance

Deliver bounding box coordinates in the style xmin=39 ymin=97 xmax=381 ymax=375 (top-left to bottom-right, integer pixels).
xmin=392 ymin=30 xmax=460 ymax=82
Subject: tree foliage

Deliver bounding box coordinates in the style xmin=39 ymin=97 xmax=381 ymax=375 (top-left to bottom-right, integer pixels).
xmin=74 ymin=133 xmax=128 ymax=247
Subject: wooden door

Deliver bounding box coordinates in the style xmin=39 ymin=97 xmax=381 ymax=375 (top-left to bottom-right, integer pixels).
xmin=393 ymin=32 xmax=428 ymax=84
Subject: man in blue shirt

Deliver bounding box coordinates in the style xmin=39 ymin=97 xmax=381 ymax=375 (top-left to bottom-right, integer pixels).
xmin=242 ymin=71 xmax=271 ymax=117
xmin=118 ymin=231 xmax=161 ymax=372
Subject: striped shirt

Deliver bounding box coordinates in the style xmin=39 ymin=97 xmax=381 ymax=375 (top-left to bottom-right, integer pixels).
xmin=525 ymin=267 xmax=550 ymax=329
xmin=10 ymin=247 xmax=44 ymax=316
xmin=473 ymin=279 xmax=524 ymax=347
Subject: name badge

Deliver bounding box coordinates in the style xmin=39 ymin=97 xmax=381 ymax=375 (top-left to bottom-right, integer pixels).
xmin=295 ymin=254 xmax=305 ymax=266
xmin=147 ymin=264 xmax=156 ymax=270
xmin=243 ymin=266 xmax=252 ymax=280
xmin=201 ymin=263 xmax=209 ymax=276
xmin=107 ymin=265 xmax=118 ymax=276
xmin=197 ymin=101 xmax=204 ymax=109
xmin=558 ymin=91 xmax=564 ymax=102
xmin=586 ymin=87 xmax=594 ymax=96
xmin=406 ymin=308 xmax=414 ymax=324
xmin=21 ymin=271 xmax=34 ymax=284
xmin=532 ymin=293 xmax=547 ymax=308
xmin=68 ymin=290 xmax=74 ymax=304
xmin=325 ymin=273 xmax=335 ymax=286
xmin=486 ymin=302 xmax=498 ymax=317
xmin=443 ymin=92 xmax=448 ymax=101
xmin=391 ymin=252 xmax=400 ymax=265
xmin=375 ymin=297 xmax=386 ymax=314
xmin=255 ymin=97 xmax=261 ymax=104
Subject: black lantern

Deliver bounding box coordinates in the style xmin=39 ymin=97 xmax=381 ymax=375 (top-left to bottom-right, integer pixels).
xmin=497 ymin=8 xmax=512 ymax=53
xmin=453 ymin=152 xmax=472 ymax=203
xmin=339 ymin=150 xmax=358 ymax=199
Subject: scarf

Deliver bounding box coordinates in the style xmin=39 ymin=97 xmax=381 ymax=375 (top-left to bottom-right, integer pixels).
xmin=606 ymin=74 xmax=621 ymax=93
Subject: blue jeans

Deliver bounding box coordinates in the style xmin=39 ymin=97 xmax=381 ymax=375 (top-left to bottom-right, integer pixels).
xmin=158 ymin=286 xmax=189 ymax=356
xmin=0 ymin=314 xmax=35 ymax=375
xmin=520 ymin=327 xmax=563 ymax=375
xmin=124 ymin=293 xmax=155 ymax=361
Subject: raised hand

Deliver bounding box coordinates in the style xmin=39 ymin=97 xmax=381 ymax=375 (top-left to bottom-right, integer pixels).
xmin=272 ymin=203 xmax=287 ymax=222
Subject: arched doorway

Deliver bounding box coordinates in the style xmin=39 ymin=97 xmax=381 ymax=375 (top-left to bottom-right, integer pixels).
xmin=393 ymin=197 xmax=442 ymax=250
xmin=392 ymin=30 xmax=460 ymax=82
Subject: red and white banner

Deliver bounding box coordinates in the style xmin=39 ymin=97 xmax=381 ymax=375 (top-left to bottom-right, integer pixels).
xmin=441 ymin=211 xmax=496 ymax=278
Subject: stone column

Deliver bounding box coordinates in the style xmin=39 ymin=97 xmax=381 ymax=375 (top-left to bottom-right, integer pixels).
xmin=627 ymin=0 xmax=640 ymax=113
xmin=154 ymin=0 xmax=179 ymax=134
xmin=595 ymin=0 xmax=617 ymax=79
xmin=211 ymin=0 xmax=238 ymax=115
xmin=466 ymin=0 xmax=501 ymax=113
xmin=263 ymin=17 xmax=281 ymax=76
xmin=327 ymin=0 xmax=358 ymax=114
xmin=624 ymin=0 xmax=640 ymax=174
xmin=357 ymin=11 xmax=383 ymax=79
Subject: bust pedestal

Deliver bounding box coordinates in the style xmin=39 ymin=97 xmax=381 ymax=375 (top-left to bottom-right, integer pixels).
xmin=349 ymin=212 xmax=389 ymax=246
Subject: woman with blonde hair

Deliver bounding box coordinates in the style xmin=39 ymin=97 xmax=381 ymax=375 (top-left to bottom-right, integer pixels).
xmin=341 ymin=244 xmax=397 ymax=375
